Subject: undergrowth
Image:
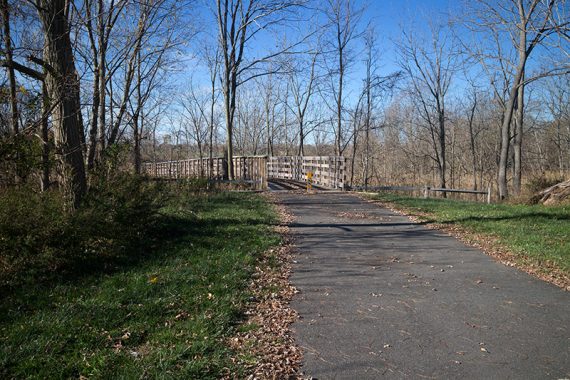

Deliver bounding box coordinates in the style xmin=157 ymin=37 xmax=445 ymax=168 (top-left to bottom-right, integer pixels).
xmin=0 ymin=178 xmax=279 ymax=378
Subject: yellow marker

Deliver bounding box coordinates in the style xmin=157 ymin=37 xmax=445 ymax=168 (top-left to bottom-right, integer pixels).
xmin=307 ymin=171 xmax=313 ymax=192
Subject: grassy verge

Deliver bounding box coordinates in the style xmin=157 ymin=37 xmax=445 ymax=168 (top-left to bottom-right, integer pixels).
xmin=367 ymin=193 xmax=570 ymax=286
xmin=0 ymin=190 xmax=280 ymax=379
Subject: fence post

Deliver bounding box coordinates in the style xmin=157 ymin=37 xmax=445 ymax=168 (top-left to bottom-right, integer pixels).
xmin=423 ymin=185 xmax=430 ymax=198
xmin=487 ymin=186 xmax=491 ymax=204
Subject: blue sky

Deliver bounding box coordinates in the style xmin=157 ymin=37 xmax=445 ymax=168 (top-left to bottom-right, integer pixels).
xmin=183 ymin=0 xmax=460 ymax=96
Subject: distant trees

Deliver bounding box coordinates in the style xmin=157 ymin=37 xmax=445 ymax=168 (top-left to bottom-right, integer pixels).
xmin=323 ymin=0 xmax=362 ymax=156
xmin=464 ymin=0 xmax=570 ymax=199
xmin=215 ymin=0 xmax=305 ymax=179
xmin=288 ymin=46 xmax=319 ymax=156
xmin=0 ymin=0 xmax=568 ymax=204
xmin=397 ymin=24 xmax=459 ymax=193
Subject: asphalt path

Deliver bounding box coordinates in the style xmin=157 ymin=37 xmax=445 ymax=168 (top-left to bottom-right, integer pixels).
xmin=277 ymin=192 xmax=570 ymax=379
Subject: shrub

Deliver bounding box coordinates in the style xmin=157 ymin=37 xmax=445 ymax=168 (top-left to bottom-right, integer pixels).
xmin=526 ymin=174 xmax=565 ymax=195
xmin=0 ymin=174 xmax=167 ymax=287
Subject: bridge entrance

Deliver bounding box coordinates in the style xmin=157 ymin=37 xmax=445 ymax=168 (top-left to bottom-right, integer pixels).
xmin=143 ymin=155 xmax=347 ymax=191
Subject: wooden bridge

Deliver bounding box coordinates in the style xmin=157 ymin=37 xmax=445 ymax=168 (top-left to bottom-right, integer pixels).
xmin=142 ymin=155 xmax=347 ymax=190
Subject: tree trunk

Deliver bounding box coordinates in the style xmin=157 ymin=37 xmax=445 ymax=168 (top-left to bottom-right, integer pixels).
xmin=1 ymin=0 xmax=19 ymax=134
xmin=468 ymin=95 xmax=478 ymax=191
xmin=37 ymin=0 xmax=87 ymax=209
xmin=41 ymin=80 xmax=50 ymax=191
xmin=438 ymin=98 xmax=447 ymax=197
xmin=498 ymin=63 xmax=525 ymax=200
xmin=350 ymin=131 xmax=357 ymax=187
xmin=133 ymin=114 xmax=141 ymax=174
xmin=87 ymin=62 xmax=100 ymax=170
xmin=133 ymin=45 xmax=142 ymax=175
xmin=223 ymin=75 xmax=233 ymax=180
xmin=97 ymin=0 xmax=107 ymax=160
xmin=209 ymin=82 xmax=215 ymax=178
xmin=336 ymin=49 xmax=344 ymax=156
xmin=298 ymin=120 xmax=304 ymax=156
xmin=513 ymin=72 xmax=524 ymax=195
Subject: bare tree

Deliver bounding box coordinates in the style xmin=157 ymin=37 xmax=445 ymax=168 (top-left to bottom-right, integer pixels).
xmin=201 ymin=42 xmax=220 ymax=177
xmin=397 ymin=23 xmax=459 ymax=193
xmin=34 ymin=0 xmax=87 ymax=208
xmin=76 ymin=0 xmax=127 ymax=169
xmin=215 ymin=0 xmax=305 ymax=179
xmin=323 ymin=0 xmax=363 ymax=156
xmin=1 ymin=0 xmax=19 ymax=134
xmin=179 ymin=85 xmax=210 ymax=169
xmin=289 ymin=48 xmax=319 ymax=156
xmin=359 ymin=27 xmax=400 ymax=189
xmin=543 ymin=75 xmax=570 ymax=177
xmin=465 ymin=0 xmax=570 ymax=199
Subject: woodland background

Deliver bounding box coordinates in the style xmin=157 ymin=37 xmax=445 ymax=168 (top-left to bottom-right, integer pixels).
xmin=1 ymin=0 xmax=569 ymax=205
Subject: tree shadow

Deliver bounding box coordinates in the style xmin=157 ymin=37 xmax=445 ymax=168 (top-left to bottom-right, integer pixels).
xmin=0 ymin=210 xmax=268 ymax=323
xmin=439 ymin=211 xmax=570 ymax=225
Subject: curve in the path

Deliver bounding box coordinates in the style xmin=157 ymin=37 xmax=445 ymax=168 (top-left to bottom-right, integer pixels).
xmin=278 ymin=192 xmax=569 ymax=379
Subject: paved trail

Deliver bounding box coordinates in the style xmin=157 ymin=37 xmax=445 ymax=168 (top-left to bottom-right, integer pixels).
xmin=277 ymin=192 xmax=569 ymax=379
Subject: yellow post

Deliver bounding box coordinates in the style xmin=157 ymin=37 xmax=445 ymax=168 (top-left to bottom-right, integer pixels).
xmin=307 ymin=171 xmax=313 ymax=192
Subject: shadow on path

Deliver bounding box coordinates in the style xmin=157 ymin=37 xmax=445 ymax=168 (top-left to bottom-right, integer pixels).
xmin=278 ymin=192 xmax=570 ymax=379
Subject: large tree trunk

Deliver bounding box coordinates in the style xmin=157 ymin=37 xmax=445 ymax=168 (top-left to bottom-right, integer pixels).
xmin=513 ymin=72 xmax=524 ymax=195
xmin=350 ymin=122 xmax=358 ymax=187
xmin=221 ymin=69 xmax=234 ymax=180
xmin=37 ymin=0 xmax=87 ymax=209
xmin=223 ymin=80 xmax=234 ymax=180
xmin=1 ymin=0 xmax=19 ymax=134
xmin=497 ymin=63 xmax=525 ymax=200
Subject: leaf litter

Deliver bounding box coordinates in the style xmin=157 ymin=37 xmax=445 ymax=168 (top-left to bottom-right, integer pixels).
xmin=224 ymin=194 xmax=303 ymax=379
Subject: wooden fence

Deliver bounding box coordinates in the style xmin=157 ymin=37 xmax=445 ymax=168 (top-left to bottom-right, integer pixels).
xmin=267 ymin=156 xmax=347 ymax=189
xmin=143 ymin=155 xmax=348 ymax=191
xmin=142 ymin=156 xmax=268 ymax=189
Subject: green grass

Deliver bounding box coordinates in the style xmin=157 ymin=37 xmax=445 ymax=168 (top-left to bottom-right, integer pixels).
xmin=370 ymin=193 xmax=570 ymax=274
xmin=0 ymin=192 xmax=279 ymax=379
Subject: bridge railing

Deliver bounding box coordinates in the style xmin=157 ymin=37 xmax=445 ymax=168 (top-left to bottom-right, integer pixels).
xmin=142 ymin=156 xmax=268 ymax=189
xmin=267 ymin=156 xmax=347 ymax=190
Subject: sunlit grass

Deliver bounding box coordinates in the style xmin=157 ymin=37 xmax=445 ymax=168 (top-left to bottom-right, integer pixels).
xmin=370 ymin=193 xmax=570 ymax=274
xmin=0 ymin=192 xmax=279 ymax=379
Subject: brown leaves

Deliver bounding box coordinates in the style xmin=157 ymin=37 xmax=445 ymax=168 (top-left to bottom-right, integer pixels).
xmin=225 ymin=196 xmax=302 ymax=379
